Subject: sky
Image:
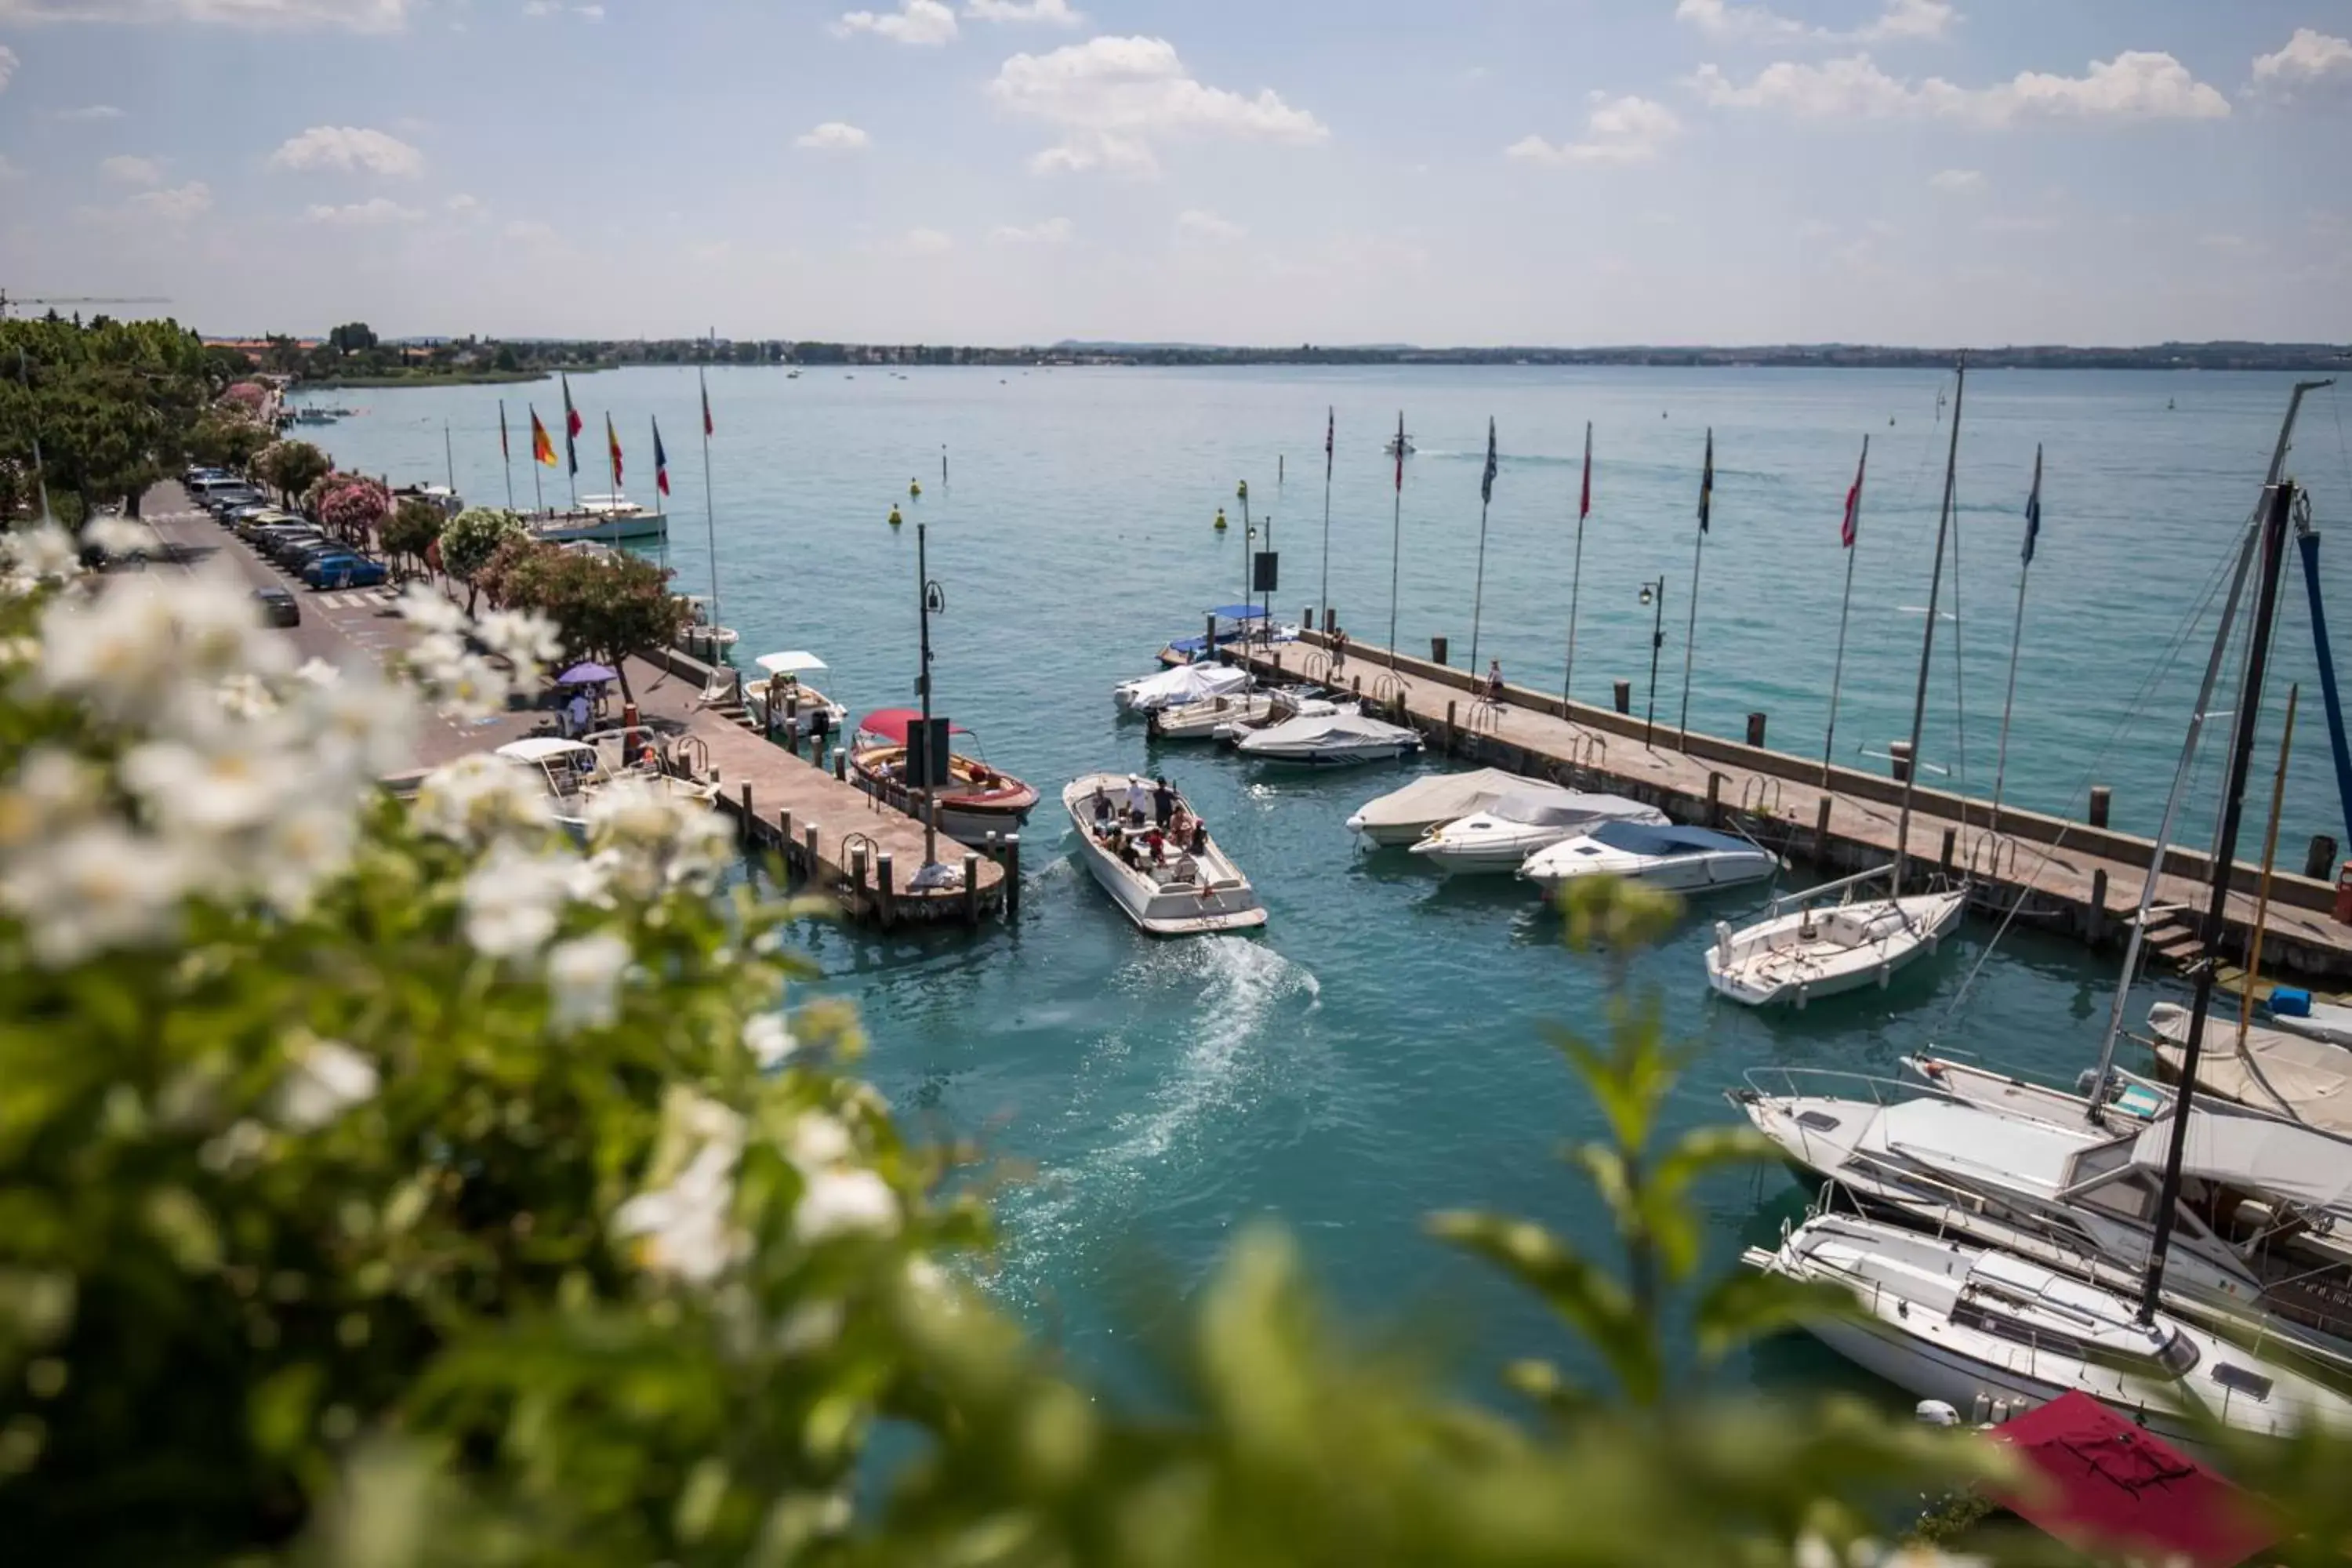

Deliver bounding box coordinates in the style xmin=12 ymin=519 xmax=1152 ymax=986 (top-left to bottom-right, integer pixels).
xmin=0 ymin=0 xmax=2347 ymax=345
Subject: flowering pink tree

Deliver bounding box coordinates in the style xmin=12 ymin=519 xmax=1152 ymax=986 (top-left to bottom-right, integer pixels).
xmin=318 ymin=476 xmax=390 ymax=546
xmin=220 ymin=382 xmax=269 ymax=416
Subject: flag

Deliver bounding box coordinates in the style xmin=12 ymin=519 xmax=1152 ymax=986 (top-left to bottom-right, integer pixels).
xmin=700 ymin=368 xmax=714 ymax=438
xmin=1394 ymin=411 xmax=1405 ymax=492
xmin=605 ymin=414 xmax=623 ymax=490
xmin=1578 ymin=421 xmax=1592 ymax=522
xmin=1842 ymin=437 xmax=1868 ymax=549
xmin=653 ymin=417 xmax=670 ymax=498
xmin=1697 ymin=428 xmax=1715 ymax=533
xmin=499 ymin=400 xmax=510 ymax=463
xmin=561 ymin=374 xmax=581 ymax=477
xmin=1324 ymin=407 xmax=1334 ymax=481
xmin=1480 ymin=417 xmax=1497 ymax=506
xmin=2022 ymin=443 xmax=2043 ymax=565
xmin=530 ymin=408 xmax=557 ymax=468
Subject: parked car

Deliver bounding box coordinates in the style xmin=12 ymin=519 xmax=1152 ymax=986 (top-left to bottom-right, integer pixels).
xmin=203 ymin=488 xmax=264 ymax=514
xmin=252 ymin=585 xmax=301 ymax=628
xmin=303 ymin=554 xmax=388 ymax=590
xmin=225 ymin=503 xmax=283 ymax=528
xmin=260 ymin=534 xmax=331 ymax=565
xmin=287 ymin=543 xmax=362 ymax=573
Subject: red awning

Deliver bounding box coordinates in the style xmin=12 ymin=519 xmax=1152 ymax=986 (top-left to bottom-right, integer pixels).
xmin=855 ymin=709 xmax=970 ymax=746
xmin=1987 ymin=1394 xmax=2278 ymax=1568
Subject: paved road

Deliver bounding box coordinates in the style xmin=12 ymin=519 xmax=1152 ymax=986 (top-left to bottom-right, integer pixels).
xmin=138 ymin=483 xmax=550 ymax=770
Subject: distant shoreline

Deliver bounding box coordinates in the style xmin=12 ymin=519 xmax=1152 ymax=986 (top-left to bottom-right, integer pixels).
xmin=296 ymin=369 xmax=562 ymax=390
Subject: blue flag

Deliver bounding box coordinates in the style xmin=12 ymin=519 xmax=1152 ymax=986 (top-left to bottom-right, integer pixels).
xmin=652 ymin=417 xmax=671 ymax=498
xmin=1698 ymin=428 xmax=1715 ymax=532
xmin=1480 ymin=417 xmax=1497 ymax=505
xmin=2022 ymin=443 xmax=2043 ymax=564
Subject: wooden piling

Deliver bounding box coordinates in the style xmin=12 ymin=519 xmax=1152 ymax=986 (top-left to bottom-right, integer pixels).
xmin=1746 ymin=711 xmax=1767 ymax=748
xmin=1004 ymin=833 xmax=1022 ymax=917
xmin=1889 ymin=741 xmax=1914 ymax=783
xmin=804 ymin=825 xmax=819 ymax=879
xmin=833 ymin=746 xmax=847 ymax=781
xmin=2307 ymin=834 xmax=2339 ymax=882
xmin=1940 ymin=826 xmax=1957 ymax=876
xmin=2089 ymin=868 xmax=2108 ymax=941
xmin=779 ymin=808 xmax=793 ymax=851
xmin=1706 ymin=771 xmax=1722 ymax=827
xmin=1613 ymin=679 xmax=1632 ymax=715
xmin=963 ymin=853 xmax=979 ymax=927
xmin=1432 ymin=635 xmax=1449 ymax=666
xmin=1816 ymin=793 xmax=1834 ymax=858
xmin=1445 ymin=699 xmax=1457 ymax=753
xmin=738 ymin=782 xmax=753 ymax=846
xmin=2089 ymin=786 xmax=2112 ymax=829
xmin=877 ymin=851 xmax=896 ymax=927
xmin=850 ymin=844 xmax=868 ymax=901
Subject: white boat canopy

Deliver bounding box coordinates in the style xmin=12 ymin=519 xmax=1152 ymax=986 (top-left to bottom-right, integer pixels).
xmin=754 ymin=650 xmax=830 ymax=676
xmin=1346 ymin=768 xmax=1527 ymax=836
xmin=1486 ymin=789 xmax=1663 ymax=830
xmin=496 ymin=737 xmax=598 ymax=763
xmin=1238 ymin=712 xmax=1418 ymax=753
xmin=1120 ymin=663 xmax=1250 ymax=707
xmin=2125 ymin=1109 xmax=2352 ymax=1215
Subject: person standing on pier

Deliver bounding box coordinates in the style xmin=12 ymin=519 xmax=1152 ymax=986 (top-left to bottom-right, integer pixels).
xmin=1486 ymin=657 xmax=1505 ymax=706
xmin=1332 ymin=627 xmax=1348 ymax=670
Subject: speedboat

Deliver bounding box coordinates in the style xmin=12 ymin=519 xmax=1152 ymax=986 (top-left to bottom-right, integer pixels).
xmin=1150 ymin=686 xmax=1330 ymax=741
xmin=495 ymin=734 xmax=718 ymax=836
xmin=2148 ymin=1002 xmax=2352 ymax=1138
xmin=1211 ymin=695 xmax=1349 ymax=746
xmin=1115 ymin=662 xmax=1250 ymax=715
xmin=1063 ymin=774 xmax=1266 ymax=935
xmin=1730 ymin=1069 xmax=2352 ymax=1371
xmin=1519 ymin=820 xmax=1779 ymax=892
xmin=1345 ymin=768 xmax=1526 ymax=848
xmin=1234 ymin=712 xmax=1421 ymax=767
xmin=1704 ymin=871 xmax=1966 ymax=1007
xmin=1407 ymin=789 xmax=1665 ymax=876
xmin=743 ymin=650 xmax=848 ymax=742
xmin=1745 ymin=1212 xmax=2352 ymax=1450
xmin=1384 ymin=433 xmax=1415 ymax=459
xmin=1155 ymin=604 xmax=1301 ymax=667
xmin=673 ymin=593 xmax=738 ymax=659
xmin=848 ymin=708 xmax=1038 ymax=848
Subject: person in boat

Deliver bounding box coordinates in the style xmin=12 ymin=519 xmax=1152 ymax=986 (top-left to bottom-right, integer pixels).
xmin=1187 ymin=818 xmax=1209 ymax=856
xmin=1091 ymin=782 xmax=1112 ymax=826
xmin=1144 ymin=827 xmax=1167 ymax=866
xmin=810 ymin=705 xmax=832 ymax=746
xmin=1152 ymin=776 xmax=1175 ymax=829
xmin=1124 ymin=774 xmax=1149 ymax=826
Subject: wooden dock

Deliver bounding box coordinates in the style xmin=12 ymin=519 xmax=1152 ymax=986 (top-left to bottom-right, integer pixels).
xmin=1233 ymin=633 xmax=2352 ymax=985
xmin=626 ymin=651 xmax=1011 ymax=928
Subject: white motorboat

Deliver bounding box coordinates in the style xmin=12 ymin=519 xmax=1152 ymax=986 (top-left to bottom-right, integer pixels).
xmin=1155 ymin=604 xmax=1301 ymax=667
xmin=2148 ymin=1002 xmax=2352 ymax=1138
xmin=532 ymin=508 xmax=670 ymax=546
xmin=673 ymin=594 xmax=739 ymax=657
xmin=1745 ymin=1212 xmax=2352 ymax=1449
xmin=1731 ymin=1069 xmax=2352 ymax=1370
xmin=1211 ymin=696 xmax=1349 ymax=745
xmin=1063 ymin=774 xmax=1265 ymax=935
xmin=1234 ymin=711 xmax=1421 ymax=767
xmin=848 ymin=708 xmax=1039 ymax=848
xmin=1520 ymin=819 xmax=1780 ymax=892
xmin=495 ymin=735 xmax=718 ymax=836
xmin=578 ymin=493 xmax=653 ymax=518
xmin=1345 ymin=768 xmax=1528 ymax=848
xmin=1705 ymin=872 xmax=1966 ymax=1007
xmin=1384 ymin=433 xmax=1414 ymax=459
xmin=1406 ymin=789 xmax=1665 ymax=875
xmin=2267 ymin=995 xmax=2352 ymax=1050
xmin=1115 ymin=662 xmax=1251 ymax=715
xmin=1149 ymin=688 xmax=1329 ymax=741
xmin=743 ymin=650 xmax=848 ymax=742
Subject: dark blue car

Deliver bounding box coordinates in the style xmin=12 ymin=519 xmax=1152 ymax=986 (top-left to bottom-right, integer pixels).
xmin=303 ymin=554 xmax=388 ymax=590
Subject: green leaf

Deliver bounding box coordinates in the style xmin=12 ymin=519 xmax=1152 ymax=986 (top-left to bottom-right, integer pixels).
xmin=1693 ymin=1270 xmax=1860 ymax=1363
xmin=1427 ymin=1210 xmax=1659 ymax=1404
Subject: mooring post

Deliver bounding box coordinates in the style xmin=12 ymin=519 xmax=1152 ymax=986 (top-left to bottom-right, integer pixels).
xmin=804 ymin=825 xmax=819 ymax=880
xmin=1352 ymin=674 xmax=1362 ymax=696
xmin=1431 ymin=635 xmax=1449 ymax=666
xmin=2088 ymin=786 xmax=2112 ymax=829
xmin=1815 ymin=793 xmax=1834 ymax=858
xmin=877 ymin=851 xmax=896 ymax=927
xmin=1004 ymin=833 xmax=1022 ymax=917
xmin=1746 ymin=711 xmax=1767 ymax=748
xmin=1613 ymin=679 xmax=1632 ymax=716
xmin=985 ymin=829 xmax=1001 ymax=865
xmin=737 ymin=782 xmax=754 ymax=847
xmin=1706 ymin=771 xmax=1723 ymax=827
xmin=778 ymin=809 xmax=793 ymax=867
xmin=1444 ymin=699 xmax=1457 ymax=753
xmin=1889 ymin=740 xmax=1914 ymax=783
xmin=2307 ymin=833 xmax=2339 ymax=881
xmin=963 ymin=853 xmax=979 ymax=927
xmin=833 ymin=746 xmax=847 ymax=782
xmin=2089 ymin=867 xmax=2109 ymax=942
xmin=1940 ymin=826 xmax=1957 ymax=876
xmin=850 ymin=844 xmax=868 ymax=902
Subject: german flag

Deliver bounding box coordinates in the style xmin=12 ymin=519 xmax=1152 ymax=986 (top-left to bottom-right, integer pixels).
xmin=531 ymin=408 xmax=558 ymax=468
xmin=605 ymin=413 xmax=623 ymax=489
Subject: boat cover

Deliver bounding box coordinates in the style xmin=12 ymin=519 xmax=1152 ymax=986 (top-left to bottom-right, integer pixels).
xmin=1237 ymin=712 xmax=1417 ymax=753
xmin=2126 ymin=1107 xmax=2352 ymax=1215
xmin=1120 ymin=664 xmax=1250 ymax=707
xmin=1347 ymin=768 xmax=1526 ymax=833
xmin=1488 ymin=790 xmax=1665 ymax=829
xmin=2148 ymin=1001 xmax=2352 ymax=1138
xmin=1207 ymin=604 xmax=1270 ymax=622
xmin=754 ymin=650 xmax=829 ymax=676
xmin=854 ymin=708 xmax=971 ymax=745
xmin=1990 ymin=1392 xmax=2276 ymax=1568
xmin=1588 ymin=821 xmax=1761 ymax=856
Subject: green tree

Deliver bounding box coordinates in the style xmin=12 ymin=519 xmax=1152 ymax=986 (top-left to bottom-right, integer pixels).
xmin=254 ymin=440 xmax=332 ymax=508
xmin=492 ymin=343 xmax=521 ymax=373
xmin=187 ymin=410 xmax=273 ymax=471
xmin=327 ymin=321 xmax=379 ymax=358
xmin=495 ymin=545 xmax=688 ymax=701
xmin=379 ymin=497 xmax=445 ymax=579
xmin=436 ymin=506 xmax=528 ymax=611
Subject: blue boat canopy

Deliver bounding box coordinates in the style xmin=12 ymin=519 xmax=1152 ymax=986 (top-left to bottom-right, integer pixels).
xmin=1166 ymin=635 xmax=1211 ymax=655
xmin=1207 ymin=604 xmax=1271 ymax=621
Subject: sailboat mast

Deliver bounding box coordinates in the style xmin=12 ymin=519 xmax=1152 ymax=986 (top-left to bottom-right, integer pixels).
xmin=2236 ymin=684 xmax=2298 ymax=1053
xmin=2136 ymin=472 xmax=2296 ymax=1327
xmin=1893 ymin=361 xmax=1965 ymax=892
xmin=916 ymin=520 xmax=938 ymax=868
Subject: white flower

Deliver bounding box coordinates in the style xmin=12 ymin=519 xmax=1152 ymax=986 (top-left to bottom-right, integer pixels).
xmin=255 ymin=804 xmax=361 ymax=915
xmin=403 ymin=629 xmax=514 ymax=722
xmin=786 ymin=1111 xmax=854 ymax=1171
xmin=121 ymin=736 xmax=292 ymax=835
xmin=2 ymin=524 xmax=79 ymax=583
xmin=273 ymin=1038 xmax=380 ymax=1132
xmin=0 ymin=822 xmax=197 ymax=966
xmin=294 ymin=666 xmax=418 ymax=782
xmin=545 ymin=930 xmax=629 ymax=1033
xmin=214 ymin=671 xmax=280 ymax=721
xmin=460 ymin=842 xmax=577 ymax=958
xmin=613 ymin=1091 xmax=748 ymax=1284
xmin=396 ymin=583 xmax=467 ymax=636
xmin=472 ymin=607 xmax=562 ymax=677
xmin=0 ymin=747 xmax=96 ymax=851
xmin=743 ymin=1012 xmax=796 ymax=1069
xmin=81 ymin=515 xmax=161 ymax=559
xmin=776 ymin=1300 xmax=844 ymax=1356
xmin=293 ymin=657 xmax=343 ymax=689
xmin=412 ymin=754 xmax=551 ymax=847
xmin=37 ymin=571 xmax=285 ymax=724
xmin=793 ymin=1167 xmax=900 ymax=1243
xmin=584 ymin=777 xmax=735 ymax=898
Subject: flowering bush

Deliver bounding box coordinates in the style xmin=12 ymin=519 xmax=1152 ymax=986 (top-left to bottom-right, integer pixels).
xmin=318 ymin=476 xmax=391 ymax=544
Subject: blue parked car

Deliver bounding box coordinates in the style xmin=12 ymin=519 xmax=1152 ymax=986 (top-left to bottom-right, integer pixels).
xmin=303 ymin=553 xmax=388 ymax=590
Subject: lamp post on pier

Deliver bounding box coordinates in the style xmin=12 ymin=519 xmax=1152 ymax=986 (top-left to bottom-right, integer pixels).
xmin=1639 ymin=575 xmax=1668 ymax=750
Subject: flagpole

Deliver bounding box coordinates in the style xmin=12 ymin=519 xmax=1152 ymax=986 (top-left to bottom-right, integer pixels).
xmin=499 ymin=399 xmax=515 ymax=511
xmin=699 ymin=364 xmax=720 ymax=630
xmin=652 ymin=415 xmax=667 ymax=578
xmin=1823 ymin=436 xmax=1867 ymax=786
xmin=1677 ymin=429 xmax=1710 ymax=742
xmin=532 ymin=445 xmax=544 ymax=515
xmin=1388 ymin=411 xmax=1404 ymax=669
xmin=1319 ymin=406 xmax=1333 ymax=630
xmin=1563 ymin=420 xmax=1590 ymax=708
xmin=444 ymin=423 xmax=456 ymax=495
xmin=1469 ymin=417 xmax=1496 ymax=673
xmin=1989 ymin=445 xmax=2042 ymax=832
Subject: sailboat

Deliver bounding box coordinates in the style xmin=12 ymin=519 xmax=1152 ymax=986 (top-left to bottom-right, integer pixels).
xmin=1705 ymin=363 xmax=1972 ymax=1007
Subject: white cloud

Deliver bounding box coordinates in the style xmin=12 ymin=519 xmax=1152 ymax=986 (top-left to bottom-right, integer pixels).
xmin=1175 ymin=208 xmax=1243 ymax=241
xmin=2252 ymin=28 xmax=2352 ymax=99
xmin=990 ymin=35 xmax=1328 ymax=180
xmin=897 ymin=227 xmax=953 ymax=254
xmin=304 ymin=196 xmax=423 ymax=225
xmin=503 ymin=219 xmax=561 ymax=244
xmin=833 ymin=0 xmax=956 ymax=45
xmin=445 ymin=192 xmax=483 ymax=216
xmin=268 ymin=125 xmax=426 ymax=177
xmin=0 ymin=0 xmax=408 ymax=28
xmin=988 ymin=216 xmax=1073 ymax=243
xmin=53 ymin=103 xmax=125 ymax=121
xmin=129 ymin=180 xmax=211 ymax=221
xmin=1506 ymin=94 xmax=1680 ymax=166
xmin=0 ymin=44 xmax=15 ymax=92
xmin=1675 ymin=0 xmax=1955 ymax=45
xmin=964 ymin=0 xmax=1081 ymax=24
xmin=1928 ymin=167 xmax=1982 ymax=192
xmin=1690 ymin=50 xmax=2230 ymax=126
xmin=522 ymin=1 xmax=602 ymax=18
xmin=793 ymin=120 xmax=871 ymax=151
xmin=100 ymin=154 xmax=162 ymax=185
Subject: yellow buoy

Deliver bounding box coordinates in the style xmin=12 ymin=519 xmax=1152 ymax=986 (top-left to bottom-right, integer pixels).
xmin=888 ymin=505 xmax=903 ymax=526
xmin=1214 ymin=506 xmax=1228 ymax=531
xmin=909 ymin=479 xmax=921 ymax=498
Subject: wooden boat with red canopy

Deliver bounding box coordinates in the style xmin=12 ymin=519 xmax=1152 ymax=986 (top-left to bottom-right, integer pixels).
xmin=847 ymin=707 xmax=1039 ymax=848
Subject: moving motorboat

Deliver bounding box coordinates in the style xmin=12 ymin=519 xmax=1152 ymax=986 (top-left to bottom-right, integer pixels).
xmin=1519 ymin=819 xmax=1780 ymax=892
xmin=1705 ymin=873 xmax=1966 ymax=1007
xmin=743 ymin=650 xmax=848 ymax=742
xmin=1745 ymin=1212 xmax=2352 ymax=1450
xmin=1156 ymin=604 xmax=1301 ymax=667
xmin=2149 ymin=1002 xmax=2352 ymax=1138
xmin=1116 ymin=662 xmax=1251 ymax=715
xmin=1384 ymin=433 xmax=1415 ymax=459
xmin=1063 ymin=773 xmax=1266 ymax=935
xmin=1345 ymin=768 xmax=1527 ymax=848
xmin=1235 ymin=711 xmax=1420 ymax=767
xmin=578 ymin=492 xmax=653 ymax=519
xmin=494 ymin=734 xmax=719 ymax=836
xmin=848 ymin=707 xmax=1038 ymax=848
xmin=1406 ymin=789 xmax=1666 ymax=876
xmin=1731 ymin=1069 xmax=2352 ymax=1371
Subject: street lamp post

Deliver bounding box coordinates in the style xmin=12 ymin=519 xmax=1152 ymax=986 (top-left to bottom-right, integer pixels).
xmin=1639 ymin=576 xmax=1667 ymax=750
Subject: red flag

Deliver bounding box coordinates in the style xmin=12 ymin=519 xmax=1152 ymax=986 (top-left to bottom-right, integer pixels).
xmin=1578 ymin=420 xmax=1592 ymax=522
xmin=1842 ymin=436 xmax=1869 ymax=549
xmin=562 ymin=373 xmax=582 ymax=439
xmin=1393 ymin=411 xmax=1405 ymax=492
xmin=605 ymin=413 xmax=623 ymax=489
xmin=652 ymin=417 xmax=670 ymax=497
xmin=700 ymin=367 xmax=714 ymax=438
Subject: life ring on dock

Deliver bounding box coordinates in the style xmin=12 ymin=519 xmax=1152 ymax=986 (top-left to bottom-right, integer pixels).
xmin=888 ymin=506 xmax=903 ymax=526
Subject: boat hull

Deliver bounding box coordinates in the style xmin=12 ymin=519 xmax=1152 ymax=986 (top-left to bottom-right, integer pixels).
xmin=1705 ymin=889 xmax=1965 ymax=1007
xmin=1408 ymin=826 xmax=1565 ymax=875
xmin=533 ymin=513 xmax=670 ymax=545
xmin=1236 ymin=738 xmax=1420 ymax=767
xmin=1062 ymin=778 xmax=1266 ymax=935
xmin=850 ymin=750 xmax=1039 ymax=849
xmin=1523 ymin=844 xmax=1779 ymax=893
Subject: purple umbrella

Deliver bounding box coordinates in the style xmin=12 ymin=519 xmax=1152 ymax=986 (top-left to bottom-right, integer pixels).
xmin=557 ymin=662 xmax=617 ymax=685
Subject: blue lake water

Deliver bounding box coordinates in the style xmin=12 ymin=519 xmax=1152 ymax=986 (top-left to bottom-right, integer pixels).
xmin=307 ymin=363 xmax=2352 ymax=1398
